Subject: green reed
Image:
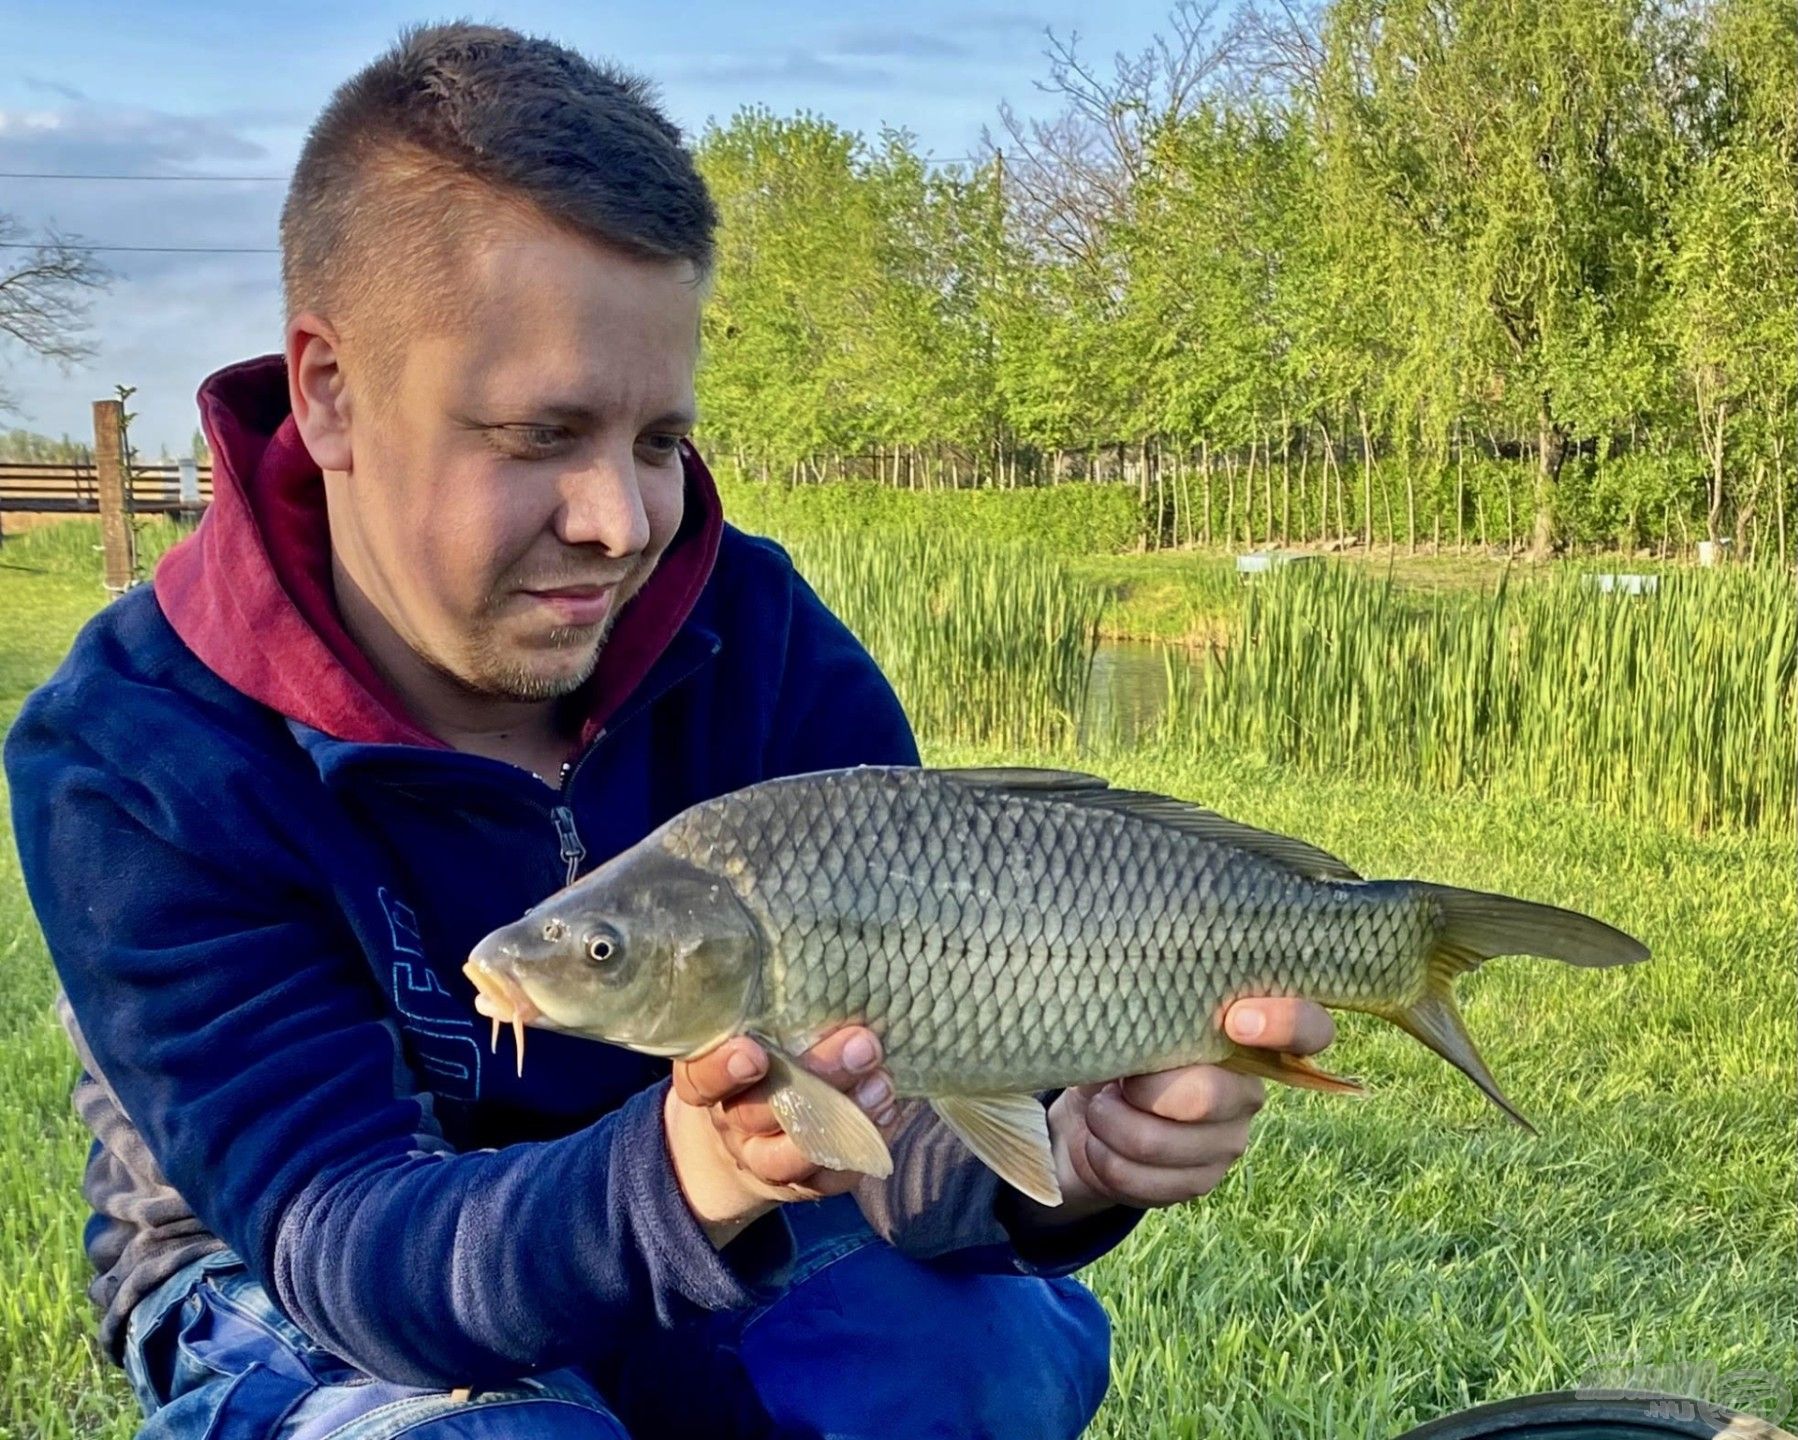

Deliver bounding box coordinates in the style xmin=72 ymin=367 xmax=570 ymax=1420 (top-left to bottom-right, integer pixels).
xmin=1166 ymin=563 xmax=1795 ymax=833
xmin=785 ymin=529 xmax=1106 ymax=751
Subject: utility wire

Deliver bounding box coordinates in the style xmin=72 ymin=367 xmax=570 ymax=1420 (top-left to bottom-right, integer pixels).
xmin=0 ymin=241 xmax=277 ymax=253
xmin=4 ymin=158 xmax=986 ymax=182
xmin=0 ymin=170 xmax=287 ymax=181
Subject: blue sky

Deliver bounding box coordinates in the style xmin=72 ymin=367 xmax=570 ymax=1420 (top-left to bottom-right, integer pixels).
xmin=0 ymin=0 xmax=1184 ymax=452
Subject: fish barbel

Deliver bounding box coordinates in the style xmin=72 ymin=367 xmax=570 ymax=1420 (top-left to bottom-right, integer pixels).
xmin=464 ymin=766 xmax=1647 ymax=1205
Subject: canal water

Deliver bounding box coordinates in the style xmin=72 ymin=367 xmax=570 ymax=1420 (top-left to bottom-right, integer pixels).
xmin=1078 ymin=640 xmax=1207 ymax=748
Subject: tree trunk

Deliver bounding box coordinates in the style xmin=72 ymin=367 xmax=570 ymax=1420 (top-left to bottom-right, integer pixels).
xmin=1530 ymin=391 xmax=1567 ymax=558
xmin=1319 ymin=420 xmax=1346 ymax=544
xmin=1201 ymin=440 xmax=1213 ymax=547
xmin=1175 ymin=447 xmax=1190 ymax=547
xmin=1708 ymin=402 xmax=1728 ymax=545
xmin=1295 ymin=440 xmax=1310 ymax=546
xmin=1405 ymin=432 xmax=1418 ymax=555
xmin=1169 ymin=445 xmax=1181 ymax=548
xmin=1356 ymin=409 xmax=1372 ymax=550
xmin=1243 ymin=438 xmax=1258 ymax=549
xmin=1455 ymin=423 xmax=1466 ymax=551
xmin=1280 ymin=411 xmax=1292 ymax=545
xmin=1224 ymin=453 xmax=1237 ymax=549
xmin=1150 ymin=435 xmax=1165 ymax=546
xmin=1263 ymin=432 xmax=1275 ymax=545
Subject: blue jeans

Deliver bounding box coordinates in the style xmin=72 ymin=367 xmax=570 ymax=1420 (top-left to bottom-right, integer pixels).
xmin=121 ymin=1195 xmax=1111 ymax=1438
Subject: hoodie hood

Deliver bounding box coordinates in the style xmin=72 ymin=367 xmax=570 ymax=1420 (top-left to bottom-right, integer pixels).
xmin=153 ymin=354 xmax=723 ymax=753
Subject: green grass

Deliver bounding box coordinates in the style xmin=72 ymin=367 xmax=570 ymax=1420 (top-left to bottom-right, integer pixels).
xmin=0 ymin=579 xmax=138 ymax=1438
xmin=1 ymin=523 xmax=1792 ymax=1436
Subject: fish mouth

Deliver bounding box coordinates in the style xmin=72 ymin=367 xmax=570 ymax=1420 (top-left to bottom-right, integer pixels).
xmin=463 ymin=958 xmax=544 ymax=1078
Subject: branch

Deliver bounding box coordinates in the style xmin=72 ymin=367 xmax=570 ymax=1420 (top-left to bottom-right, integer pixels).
xmin=0 ymin=214 xmax=113 ymax=369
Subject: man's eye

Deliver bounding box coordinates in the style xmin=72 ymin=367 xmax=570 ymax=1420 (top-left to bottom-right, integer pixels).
xmin=637 ymin=434 xmax=683 ymax=462
xmin=488 ymin=425 xmax=567 ymax=456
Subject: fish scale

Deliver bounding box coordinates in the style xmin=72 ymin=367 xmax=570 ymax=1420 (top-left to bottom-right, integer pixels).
xmin=657 ymin=767 xmax=1435 ymax=1097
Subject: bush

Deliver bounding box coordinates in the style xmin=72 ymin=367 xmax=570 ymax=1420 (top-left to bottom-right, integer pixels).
xmin=713 ymin=476 xmax=1144 ymax=555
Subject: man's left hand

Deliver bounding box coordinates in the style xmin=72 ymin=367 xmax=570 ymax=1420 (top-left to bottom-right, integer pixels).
xmin=1043 ymin=997 xmax=1336 ymax=1218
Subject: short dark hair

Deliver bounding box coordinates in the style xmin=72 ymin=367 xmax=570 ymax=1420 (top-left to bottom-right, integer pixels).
xmin=280 ymin=21 xmax=716 ymax=388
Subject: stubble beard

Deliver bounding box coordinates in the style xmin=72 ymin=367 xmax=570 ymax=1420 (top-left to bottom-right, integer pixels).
xmin=442 ymin=554 xmax=653 ymax=703
xmin=455 ymin=610 xmax=619 ymax=702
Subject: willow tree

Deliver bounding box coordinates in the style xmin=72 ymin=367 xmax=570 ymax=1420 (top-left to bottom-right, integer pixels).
xmin=1663 ymin=0 xmax=1797 ymax=555
xmin=1317 ymin=0 xmax=1683 ymax=554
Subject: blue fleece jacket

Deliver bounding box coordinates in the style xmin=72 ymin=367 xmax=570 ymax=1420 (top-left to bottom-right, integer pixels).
xmin=5 ymin=358 xmax=1136 ymax=1391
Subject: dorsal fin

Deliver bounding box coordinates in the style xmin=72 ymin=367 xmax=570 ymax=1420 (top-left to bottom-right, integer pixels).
xmin=932 ymin=766 xmax=1361 ymax=881
xmin=930 ymin=766 xmax=1111 ymax=795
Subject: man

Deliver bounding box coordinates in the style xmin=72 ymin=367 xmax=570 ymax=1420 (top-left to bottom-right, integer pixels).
xmin=6 ymin=24 xmax=1334 ymax=1439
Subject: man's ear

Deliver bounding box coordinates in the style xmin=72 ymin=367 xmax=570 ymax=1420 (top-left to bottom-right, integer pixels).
xmin=287 ymin=317 xmax=354 ymax=473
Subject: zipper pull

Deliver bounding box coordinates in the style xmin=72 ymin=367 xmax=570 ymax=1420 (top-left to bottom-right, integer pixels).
xmin=551 ymin=805 xmax=586 ymax=888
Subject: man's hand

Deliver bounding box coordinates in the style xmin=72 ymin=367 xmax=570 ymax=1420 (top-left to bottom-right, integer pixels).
xmin=665 ymin=1027 xmax=898 ymax=1248
xmin=1043 ymin=998 xmax=1336 ymax=1221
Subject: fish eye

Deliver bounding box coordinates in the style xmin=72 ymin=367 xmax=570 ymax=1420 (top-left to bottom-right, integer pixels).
xmin=584 ymin=925 xmax=624 ymax=969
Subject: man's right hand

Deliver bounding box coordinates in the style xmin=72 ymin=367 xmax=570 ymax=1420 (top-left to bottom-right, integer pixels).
xmin=666 ymin=1028 xmax=899 ymax=1248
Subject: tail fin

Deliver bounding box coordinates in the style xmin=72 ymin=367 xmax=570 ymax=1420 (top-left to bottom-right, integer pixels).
xmin=1419 ymin=885 xmax=1651 ymax=972
xmin=1384 ymin=887 xmax=1650 ymax=1132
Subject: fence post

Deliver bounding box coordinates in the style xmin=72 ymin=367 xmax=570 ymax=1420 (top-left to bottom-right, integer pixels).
xmin=178 ymin=456 xmax=201 ymax=525
xmin=93 ymin=398 xmax=136 ymax=594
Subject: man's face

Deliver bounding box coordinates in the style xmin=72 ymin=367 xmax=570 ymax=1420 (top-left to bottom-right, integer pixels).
xmin=328 ymin=219 xmax=700 ymax=703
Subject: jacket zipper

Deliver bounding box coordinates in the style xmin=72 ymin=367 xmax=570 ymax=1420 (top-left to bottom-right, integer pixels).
xmin=540 ymin=626 xmax=720 ymax=889
xmin=551 ymin=799 xmax=586 ymax=887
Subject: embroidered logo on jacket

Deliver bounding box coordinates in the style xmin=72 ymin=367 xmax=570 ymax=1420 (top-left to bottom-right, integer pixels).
xmin=378 ymin=887 xmax=482 ymax=1100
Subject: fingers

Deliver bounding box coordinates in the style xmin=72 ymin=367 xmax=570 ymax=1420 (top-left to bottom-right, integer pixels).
xmin=675 ymin=1027 xmax=885 ymax=1110
xmin=682 ymin=1027 xmax=897 ymax=1200
xmin=1223 ymin=997 xmax=1336 ymax=1056
xmin=1119 ymin=1063 xmax=1266 ymax=1124
xmin=1084 ymin=1081 xmax=1255 ymax=1170
xmin=712 ymin=1102 xmax=896 ymax=1198
xmin=718 ymin=1026 xmax=894 ymax=1135
xmin=1081 ymin=1133 xmax=1235 ymax=1206
xmin=673 ymin=1037 xmax=767 ymax=1108
xmin=799 ymin=1027 xmax=883 ymax=1084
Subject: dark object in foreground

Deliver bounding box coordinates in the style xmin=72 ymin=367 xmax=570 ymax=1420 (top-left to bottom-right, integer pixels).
xmin=1396 ymin=1389 xmax=1797 ymax=1438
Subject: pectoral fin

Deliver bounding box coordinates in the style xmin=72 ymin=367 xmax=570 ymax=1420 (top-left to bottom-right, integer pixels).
xmin=762 ymin=1048 xmax=894 ymax=1179
xmin=1219 ymin=1047 xmax=1366 ymax=1096
xmin=931 ymin=1093 xmax=1062 ymax=1207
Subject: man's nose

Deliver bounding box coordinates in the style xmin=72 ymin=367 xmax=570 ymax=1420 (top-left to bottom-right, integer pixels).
xmin=554 ymin=444 xmax=650 ymax=556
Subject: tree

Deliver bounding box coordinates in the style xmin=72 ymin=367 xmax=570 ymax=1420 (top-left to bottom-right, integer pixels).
xmin=0 ymin=216 xmax=110 ymax=417
xmin=1314 ymin=0 xmax=1685 ymax=554
xmin=1662 ymin=0 xmax=1797 ymax=554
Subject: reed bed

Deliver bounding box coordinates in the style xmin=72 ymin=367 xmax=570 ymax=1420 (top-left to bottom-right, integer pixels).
xmin=785 ymin=528 xmax=1106 ymax=751
xmin=1167 ymin=563 xmax=1795 ymax=833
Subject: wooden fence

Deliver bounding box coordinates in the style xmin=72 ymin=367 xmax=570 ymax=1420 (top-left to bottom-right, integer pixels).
xmin=0 ymin=400 xmax=218 ymax=590
xmin=0 ymin=459 xmax=214 ymax=515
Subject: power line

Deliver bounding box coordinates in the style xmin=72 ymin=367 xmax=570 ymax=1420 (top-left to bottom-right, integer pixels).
xmin=0 ymin=170 xmax=287 ymax=182
xmin=0 ymin=241 xmax=277 ymax=254
xmin=3 ymin=158 xmax=986 ymax=181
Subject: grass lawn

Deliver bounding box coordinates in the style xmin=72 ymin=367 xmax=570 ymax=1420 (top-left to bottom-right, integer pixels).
xmin=1 ymin=528 xmax=1791 ymax=1437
